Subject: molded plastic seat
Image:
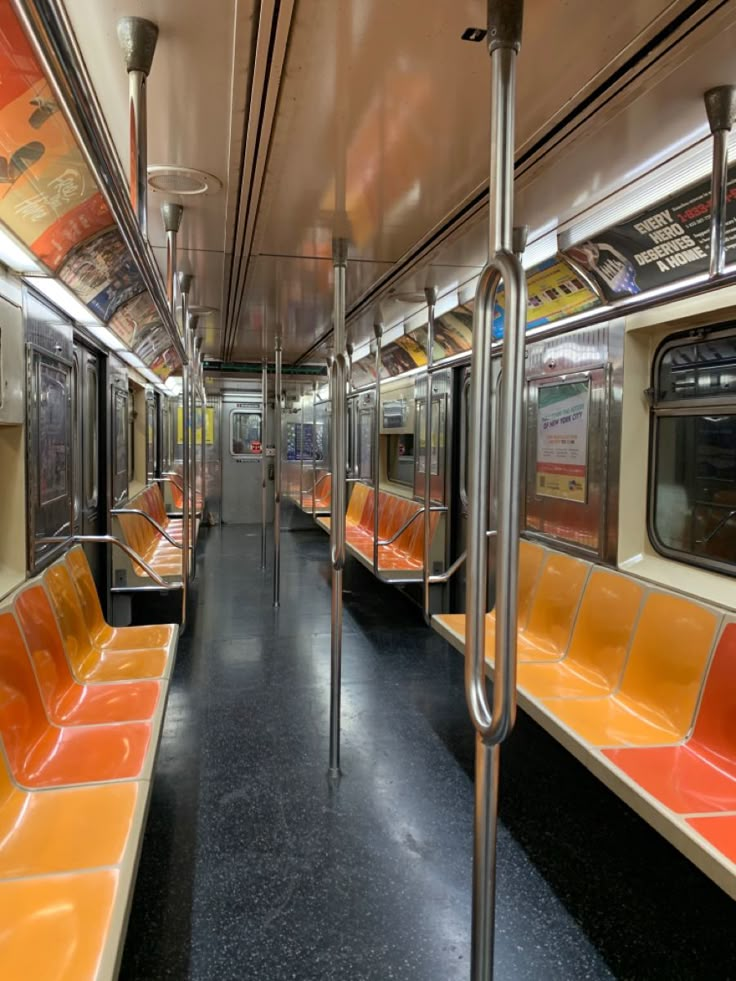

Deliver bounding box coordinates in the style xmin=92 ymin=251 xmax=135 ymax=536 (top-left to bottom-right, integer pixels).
xmin=0 ymin=752 xmax=139 ymax=877
xmin=64 ymin=546 xmax=175 ymax=651
xmin=543 ymin=592 xmax=719 ymax=747
xmin=436 ymin=546 xmax=586 ymax=663
xmin=44 ymin=563 xmax=170 ymax=681
xmin=0 ymin=612 xmax=151 ymax=787
xmin=604 ymin=623 xmax=736 ymax=810
xmin=688 ymin=815 xmax=736 ymax=865
xmin=517 ymin=570 xmax=645 ymax=698
xmin=507 ymin=552 xmax=590 ymax=661
xmin=14 ymin=584 xmax=161 ymax=725
xmin=0 ymin=870 xmax=118 ymax=980
xmin=302 ymin=473 xmax=331 ymax=512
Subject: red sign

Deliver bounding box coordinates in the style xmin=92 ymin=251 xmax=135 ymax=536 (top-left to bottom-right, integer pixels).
xmin=250 ymin=441 xmax=261 ymax=453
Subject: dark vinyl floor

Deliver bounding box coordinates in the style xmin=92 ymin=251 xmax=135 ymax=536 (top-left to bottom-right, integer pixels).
xmin=120 ymin=522 xmax=736 ymax=981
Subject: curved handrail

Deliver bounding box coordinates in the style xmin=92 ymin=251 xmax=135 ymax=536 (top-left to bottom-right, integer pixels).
xmin=39 ymin=535 xmax=182 ymax=589
xmin=376 ymin=504 xmax=446 ymax=548
xmin=464 ymin=249 xmax=526 ymax=746
xmin=110 ymin=508 xmax=183 ymax=548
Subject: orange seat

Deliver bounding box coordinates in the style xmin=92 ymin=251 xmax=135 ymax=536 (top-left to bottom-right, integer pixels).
xmin=504 ymin=551 xmax=589 ymax=662
xmin=302 ymin=472 xmax=331 ymax=512
xmin=0 ymin=612 xmax=151 ymax=788
xmin=434 ymin=543 xmax=579 ymax=662
xmin=44 ymin=563 xmax=170 ymax=681
xmin=115 ymin=485 xmax=190 ymax=579
xmin=543 ymin=592 xmax=719 ymax=747
xmin=65 ymin=546 xmax=175 ymax=651
xmin=14 ymin=585 xmax=161 ymax=725
xmin=0 ymin=756 xmax=139 ymax=877
xmin=604 ymin=622 xmax=736 ymax=810
xmin=0 ymin=870 xmax=120 ymax=980
xmin=517 ymin=570 xmax=644 ymax=698
xmin=687 ymin=815 xmax=736 ymax=866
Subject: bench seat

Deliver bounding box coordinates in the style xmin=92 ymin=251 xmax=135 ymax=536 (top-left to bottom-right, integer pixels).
xmin=301 ymin=472 xmax=331 ymax=514
xmin=0 ymin=546 xmax=177 ymax=979
xmin=44 ymin=556 xmax=175 ymax=681
xmin=115 ymin=485 xmax=194 ymax=582
xmin=315 ymin=483 xmax=438 ymax=576
xmin=432 ymin=541 xmax=736 ymax=899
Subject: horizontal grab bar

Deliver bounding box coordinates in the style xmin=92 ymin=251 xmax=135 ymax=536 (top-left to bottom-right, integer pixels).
xmin=39 ymin=535 xmax=182 ymax=589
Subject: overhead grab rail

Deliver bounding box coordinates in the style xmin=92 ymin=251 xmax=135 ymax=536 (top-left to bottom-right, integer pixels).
xmin=39 ymin=535 xmax=182 ymax=590
xmin=110 ymin=508 xmax=183 ymax=549
xmin=463 ymin=2 xmax=527 ymax=979
xmin=11 ymin=0 xmax=188 ymax=366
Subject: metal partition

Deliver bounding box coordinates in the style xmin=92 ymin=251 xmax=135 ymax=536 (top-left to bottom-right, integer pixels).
xmin=524 ymin=320 xmax=623 ymax=562
xmin=25 ymin=290 xmax=74 ymax=572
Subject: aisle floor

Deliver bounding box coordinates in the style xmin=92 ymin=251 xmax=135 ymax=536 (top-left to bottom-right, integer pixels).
xmin=120 ymin=524 xmax=736 ymax=981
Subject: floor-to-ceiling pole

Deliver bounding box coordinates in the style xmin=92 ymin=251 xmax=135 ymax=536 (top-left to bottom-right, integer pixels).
xmin=261 ymin=357 xmax=268 ymax=571
xmin=178 ymin=273 xmax=194 ymax=580
xmin=422 ymin=285 xmax=436 ymax=621
xmin=273 ymin=338 xmax=282 ymax=607
xmin=464 ymin=3 xmax=526 ymax=979
xmin=371 ymin=319 xmax=382 ymax=575
xmin=329 ymin=237 xmax=348 ymax=777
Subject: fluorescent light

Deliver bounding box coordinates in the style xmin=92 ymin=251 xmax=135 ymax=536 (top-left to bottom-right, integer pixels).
xmin=0 ymin=224 xmax=45 ymax=273
xmin=436 ymin=289 xmax=460 ymax=318
xmin=84 ymin=323 xmax=125 ymax=351
xmin=118 ymin=349 xmax=147 ymax=371
xmin=24 ymin=275 xmax=102 ymax=326
xmin=523 ymin=227 xmax=558 ymax=270
xmin=165 ymin=376 xmax=183 ymax=395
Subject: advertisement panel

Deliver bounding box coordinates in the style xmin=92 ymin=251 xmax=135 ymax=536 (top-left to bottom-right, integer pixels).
xmin=536 ymin=380 xmax=590 ymax=503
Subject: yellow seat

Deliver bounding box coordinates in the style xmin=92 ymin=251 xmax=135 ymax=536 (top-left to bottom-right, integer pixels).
xmin=44 ymin=563 xmax=170 ymax=681
xmin=543 ymin=592 xmax=719 ymax=747
xmin=0 ymin=754 xmax=139 ymax=877
xmin=496 ymin=551 xmax=589 ymax=662
xmin=433 ymin=540 xmax=547 ymax=649
xmin=517 ymin=569 xmax=644 ymax=698
xmin=0 ymin=870 xmax=118 ymax=980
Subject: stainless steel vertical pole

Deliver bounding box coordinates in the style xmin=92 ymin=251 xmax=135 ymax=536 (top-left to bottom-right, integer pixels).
xmin=180 ymin=354 xmax=190 ymax=627
xmin=464 ymin=3 xmax=526 ymax=980
xmin=197 ymin=339 xmax=206 ymax=520
xmin=329 ymin=237 xmax=348 ymax=777
xmin=422 ymin=285 xmax=437 ymax=621
xmin=162 ymin=202 xmax=183 ymax=312
xmin=704 ymin=86 xmax=736 ymax=277
xmin=372 ymin=319 xmax=383 ymax=574
xmin=311 ymin=381 xmax=318 ymax=520
xmin=116 ymin=17 xmax=158 ymax=238
xmin=189 ymin=315 xmax=198 ymax=575
xmin=178 ymin=273 xmax=193 ymax=578
xmin=261 ymin=357 xmax=268 ymax=570
xmin=273 ymin=338 xmax=282 ymax=607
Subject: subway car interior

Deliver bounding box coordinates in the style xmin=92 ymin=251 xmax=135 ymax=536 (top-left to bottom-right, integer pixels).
xmin=1 ymin=0 xmax=736 ymax=978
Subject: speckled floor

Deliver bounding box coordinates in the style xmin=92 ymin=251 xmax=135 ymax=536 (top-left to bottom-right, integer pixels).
xmin=120 ymin=522 xmax=736 ymax=981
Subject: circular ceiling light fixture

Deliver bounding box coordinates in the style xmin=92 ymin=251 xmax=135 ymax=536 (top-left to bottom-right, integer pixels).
xmin=147 ymin=165 xmax=222 ymax=196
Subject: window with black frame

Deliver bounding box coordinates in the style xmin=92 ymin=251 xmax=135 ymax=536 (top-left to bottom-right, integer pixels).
xmin=650 ymin=330 xmax=736 ymax=575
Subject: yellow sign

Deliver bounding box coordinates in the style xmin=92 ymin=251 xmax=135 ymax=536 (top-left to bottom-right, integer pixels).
xmin=177 ymin=405 xmax=216 ymax=444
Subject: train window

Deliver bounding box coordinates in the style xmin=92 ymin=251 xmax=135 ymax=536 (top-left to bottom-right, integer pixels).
xmin=387 ymin=433 xmax=414 ymax=486
xmin=650 ymin=331 xmax=736 ymax=575
xmin=231 ymin=410 xmax=261 ymax=456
